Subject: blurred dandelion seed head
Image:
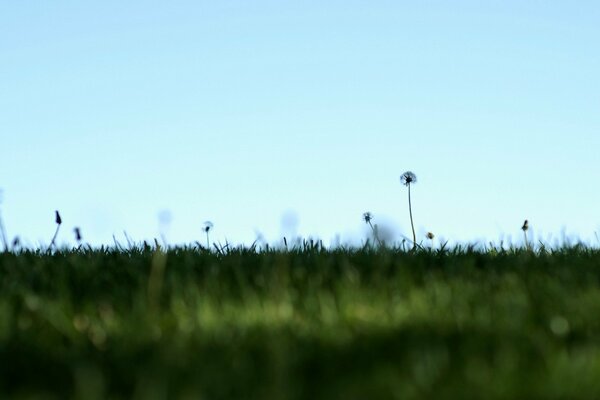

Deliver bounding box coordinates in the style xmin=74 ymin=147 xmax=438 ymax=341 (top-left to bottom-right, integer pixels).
xmin=400 ymin=171 xmax=417 ymax=186
xmin=363 ymin=212 xmax=373 ymax=224
xmin=203 ymin=221 xmax=214 ymax=233
xmin=522 ymin=220 xmax=529 ymax=231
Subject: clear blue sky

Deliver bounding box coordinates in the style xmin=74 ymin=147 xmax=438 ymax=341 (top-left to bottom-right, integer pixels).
xmin=1 ymin=1 xmax=599 ymax=248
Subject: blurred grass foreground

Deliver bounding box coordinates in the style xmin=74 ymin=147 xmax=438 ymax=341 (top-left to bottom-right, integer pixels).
xmin=2 ymin=245 xmax=600 ymax=399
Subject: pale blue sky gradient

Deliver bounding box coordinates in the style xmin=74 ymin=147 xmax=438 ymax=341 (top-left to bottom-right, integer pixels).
xmin=1 ymin=1 xmax=599 ymax=247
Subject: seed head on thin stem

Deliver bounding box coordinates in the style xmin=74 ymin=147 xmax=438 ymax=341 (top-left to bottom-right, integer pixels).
xmin=400 ymin=171 xmax=417 ymax=186
xmin=400 ymin=171 xmax=418 ymax=250
xmin=362 ymin=211 xmax=383 ymax=247
xmin=48 ymin=210 xmax=63 ymax=251
xmin=522 ymin=219 xmax=530 ymax=250
xmin=426 ymin=232 xmax=435 ymax=240
xmin=203 ymin=221 xmax=214 ymax=249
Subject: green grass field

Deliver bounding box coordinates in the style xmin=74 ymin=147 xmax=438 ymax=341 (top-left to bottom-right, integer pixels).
xmin=2 ymin=245 xmax=600 ymax=399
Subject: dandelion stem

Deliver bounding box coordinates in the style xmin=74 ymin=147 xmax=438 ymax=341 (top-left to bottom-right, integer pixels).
xmin=367 ymin=220 xmax=383 ymax=247
xmin=522 ymin=220 xmax=530 ymax=251
xmin=48 ymin=211 xmax=62 ymax=252
xmin=49 ymin=224 xmax=61 ymax=251
xmin=407 ymin=183 xmax=416 ymax=250
xmin=206 ymin=231 xmax=210 ymax=249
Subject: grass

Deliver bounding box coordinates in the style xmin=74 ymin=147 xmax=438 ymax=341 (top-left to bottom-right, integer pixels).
xmin=2 ymin=245 xmax=600 ymax=399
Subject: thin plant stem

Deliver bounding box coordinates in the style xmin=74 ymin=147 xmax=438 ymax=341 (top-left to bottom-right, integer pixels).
xmin=367 ymin=221 xmax=383 ymax=247
xmin=524 ymin=231 xmax=530 ymax=251
xmin=0 ymin=211 xmax=8 ymax=252
xmin=407 ymin=183 xmax=416 ymax=250
xmin=206 ymin=231 xmax=210 ymax=249
xmin=48 ymin=224 xmax=61 ymax=251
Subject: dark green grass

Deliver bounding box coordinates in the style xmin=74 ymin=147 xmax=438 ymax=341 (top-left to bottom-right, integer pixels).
xmin=2 ymin=245 xmax=600 ymax=399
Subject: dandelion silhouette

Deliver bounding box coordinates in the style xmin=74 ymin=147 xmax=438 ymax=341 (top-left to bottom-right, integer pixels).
xmin=522 ymin=219 xmax=530 ymax=250
xmin=203 ymin=221 xmax=214 ymax=249
xmin=363 ymin=212 xmax=383 ymax=247
xmin=400 ymin=171 xmax=418 ymax=250
xmin=48 ymin=210 xmax=62 ymax=251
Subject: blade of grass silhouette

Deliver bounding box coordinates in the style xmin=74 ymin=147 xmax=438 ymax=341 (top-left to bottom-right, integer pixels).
xmin=113 ymin=235 xmax=124 ymax=251
xmin=123 ymin=231 xmax=134 ymax=249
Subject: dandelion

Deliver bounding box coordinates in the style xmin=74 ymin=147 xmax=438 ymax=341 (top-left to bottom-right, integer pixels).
xmin=48 ymin=210 xmax=62 ymax=251
xmin=400 ymin=171 xmax=417 ymax=186
xmin=203 ymin=221 xmax=214 ymax=249
xmin=522 ymin=219 xmax=530 ymax=250
xmin=363 ymin=212 xmax=383 ymax=247
xmin=400 ymin=171 xmax=418 ymax=250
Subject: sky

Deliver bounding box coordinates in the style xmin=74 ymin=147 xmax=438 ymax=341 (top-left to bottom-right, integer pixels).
xmin=1 ymin=1 xmax=600 ymax=248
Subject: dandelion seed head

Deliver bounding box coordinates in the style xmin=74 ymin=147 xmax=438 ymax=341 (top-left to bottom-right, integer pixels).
xmin=203 ymin=221 xmax=214 ymax=233
xmin=363 ymin=212 xmax=373 ymax=224
xmin=522 ymin=220 xmax=529 ymax=231
xmin=400 ymin=171 xmax=417 ymax=186
xmin=426 ymin=232 xmax=435 ymax=240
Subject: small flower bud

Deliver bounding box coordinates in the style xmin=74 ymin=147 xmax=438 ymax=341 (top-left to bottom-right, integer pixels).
xmin=74 ymin=227 xmax=82 ymax=242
